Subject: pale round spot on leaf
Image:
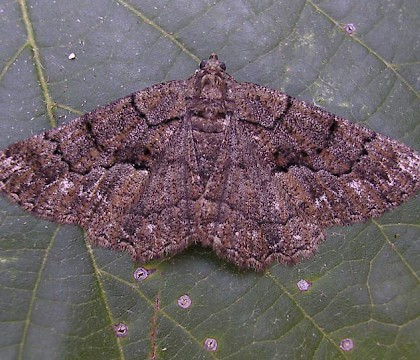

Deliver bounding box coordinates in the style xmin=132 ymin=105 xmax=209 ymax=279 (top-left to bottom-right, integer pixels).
xmin=133 ymin=267 xmax=153 ymax=281
xmin=343 ymin=23 xmax=356 ymax=35
xmin=177 ymin=294 xmax=192 ymax=308
xmin=297 ymin=279 xmax=312 ymax=291
xmin=113 ymin=323 xmax=128 ymax=337
xmin=203 ymin=338 xmax=218 ymax=352
xmin=340 ymin=338 xmax=354 ymax=351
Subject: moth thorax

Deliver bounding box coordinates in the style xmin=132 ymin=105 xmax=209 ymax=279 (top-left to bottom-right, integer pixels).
xmin=198 ymin=73 xmax=227 ymax=100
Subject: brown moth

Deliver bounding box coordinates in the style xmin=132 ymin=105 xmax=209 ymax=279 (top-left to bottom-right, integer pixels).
xmin=1 ymin=54 xmax=419 ymax=270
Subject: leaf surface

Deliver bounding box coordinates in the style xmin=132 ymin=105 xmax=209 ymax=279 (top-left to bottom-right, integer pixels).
xmin=0 ymin=0 xmax=419 ymax=359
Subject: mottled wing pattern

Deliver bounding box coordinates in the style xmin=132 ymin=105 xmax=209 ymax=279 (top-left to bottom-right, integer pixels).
xmin=204 ymin=82 xmax=419 ymax=268
xmin=0 ymin=80 xmax=201 ymax=261
xmin=196 ymin=112 xmax=319 ymax=270
xmin=1 ymin=54 xmax=419 ymax=271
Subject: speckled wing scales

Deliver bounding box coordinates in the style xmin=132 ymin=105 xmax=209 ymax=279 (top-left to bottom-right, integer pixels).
xmin=196 ymin=113 xmax=316 ymax=270
xmin=225 ymin=82 xmax=420 ymax=268
xmin=0 ymin=80 xmax=201 ymax=261
xmin=116 ymin=113 xmax=204 ymax=262
xmin=1 ymin=54 xmax=419 ymax=271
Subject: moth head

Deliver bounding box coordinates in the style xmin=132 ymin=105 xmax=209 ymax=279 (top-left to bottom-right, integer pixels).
xmin=199 ymin=53 xmax=226 ymax=73
xmin=195 ymin=54 xmax=228 ymax=100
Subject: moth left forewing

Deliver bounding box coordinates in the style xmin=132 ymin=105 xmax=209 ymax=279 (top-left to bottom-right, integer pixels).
xmin=131 ymin=80 xmax=188 ymax=125
xmin=0 ymin=94 xmax=145 ymax=221
xmin=0 ymin=80 xmax=192 ymax=256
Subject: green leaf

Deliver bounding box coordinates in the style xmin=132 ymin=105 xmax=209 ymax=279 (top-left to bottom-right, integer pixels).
xmin=1 ymin=0 xmax=419 ymax=359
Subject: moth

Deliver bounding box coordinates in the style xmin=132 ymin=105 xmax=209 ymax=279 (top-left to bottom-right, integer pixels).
xmin=1 ymin=54 xmax=419 ymax=270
